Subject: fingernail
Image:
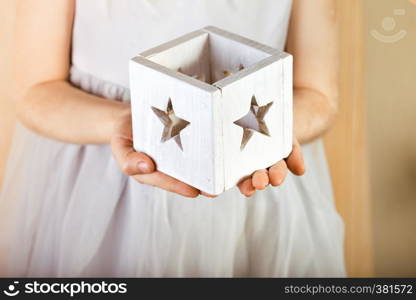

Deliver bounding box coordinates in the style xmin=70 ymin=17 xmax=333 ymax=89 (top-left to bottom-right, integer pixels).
xmin=137 ymin=162 xmax=151 ymax=173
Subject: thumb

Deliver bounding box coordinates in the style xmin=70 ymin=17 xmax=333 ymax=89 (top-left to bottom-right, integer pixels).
xmin=111 ymin=135 xmax=156 ymax=175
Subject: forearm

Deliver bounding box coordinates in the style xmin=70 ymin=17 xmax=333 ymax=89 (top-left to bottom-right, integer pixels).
xmin=293 ymin=87 xmax=338 ymax=144
xmin=286 ymin=0 xmax=339 ymax=145
xmin=17 ymin=80 xmax=129 ymax=144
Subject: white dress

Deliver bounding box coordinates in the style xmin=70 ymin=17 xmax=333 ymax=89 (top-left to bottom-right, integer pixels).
xmin=0 ymin=0 xmax=345 ymax=277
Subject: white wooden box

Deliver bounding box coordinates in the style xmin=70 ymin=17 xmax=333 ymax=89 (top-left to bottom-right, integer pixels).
xmin=129 ymin=26 xmax=292 ymax=195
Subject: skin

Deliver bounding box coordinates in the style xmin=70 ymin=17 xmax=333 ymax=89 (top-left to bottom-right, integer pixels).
xmin=13 ymin=0 xmax=338 ymax=198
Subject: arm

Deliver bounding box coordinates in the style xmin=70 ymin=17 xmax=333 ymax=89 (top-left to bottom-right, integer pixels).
xmin=238 ymin=0 xmax=338 ymax=196
xmin=14 ymin=0 xmax=200 ymax=197
xmin=287 ymin=0 xmax=339 ymax=144
xmin=14 ymin=0 xmax=128 ymax=144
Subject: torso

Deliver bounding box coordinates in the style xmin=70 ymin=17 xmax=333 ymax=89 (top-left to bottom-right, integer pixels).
xmin=71 ymin=0 xmax=292 ymax=88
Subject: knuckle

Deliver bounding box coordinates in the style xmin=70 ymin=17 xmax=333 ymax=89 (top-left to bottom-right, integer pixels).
xmin=121 ymin=164 xmax=130 ymax=175
xmin=135 ymin=177 xmax=145 ymax=184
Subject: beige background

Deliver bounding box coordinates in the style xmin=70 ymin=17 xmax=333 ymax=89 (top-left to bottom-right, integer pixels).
xmin=0 ymin=0 xmax=415 ymax=276
xmin=365 ymin=0 xmax=416 ymax=276
xmin=0 ymin=0 xmax=15 ymax=276
xmin=0 ymin=0 xmax=15 ymax=186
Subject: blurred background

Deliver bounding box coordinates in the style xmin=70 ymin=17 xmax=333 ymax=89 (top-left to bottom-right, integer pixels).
xmin=0 ymin=0 xmax=415 ymax=277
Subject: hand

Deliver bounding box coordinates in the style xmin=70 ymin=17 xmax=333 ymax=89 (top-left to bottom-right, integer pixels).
xmin=237 ymin=139 xmax=305 ymax=197
xmin=111 ymin=110 xmax=201 ymax=198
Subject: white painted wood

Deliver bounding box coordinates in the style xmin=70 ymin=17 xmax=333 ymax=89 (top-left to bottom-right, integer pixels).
xmin=143 ymin=31 xmax=212 ymax=84
xmin=129 ymin=26 xmax=292 ymax=194
xmin=130 ymin=57 xmax=223 ymax=194
xmin=215 ymin=55 xmax=293 ymax=190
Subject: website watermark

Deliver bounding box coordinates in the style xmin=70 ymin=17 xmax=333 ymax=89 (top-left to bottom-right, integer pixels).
xmin=2 ymin=280 xmax=127 ymax=297
xmin=284 ymin=283 xmax=414 ymax=296
xmin=370 ymin=8 xmax=407 ymax=43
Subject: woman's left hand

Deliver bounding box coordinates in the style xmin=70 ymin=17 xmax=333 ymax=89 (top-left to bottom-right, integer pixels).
xmin=237 ymin=138 xmax=305 ymax=197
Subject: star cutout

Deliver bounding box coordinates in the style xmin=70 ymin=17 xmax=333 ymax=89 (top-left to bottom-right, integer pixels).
xmin=151 ymin=99 xmax=190 ymax=151
xmin=234 ymin=95 xmax=273 ymax=150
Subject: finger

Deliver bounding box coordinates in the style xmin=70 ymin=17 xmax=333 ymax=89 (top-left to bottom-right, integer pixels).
xmin=200 ymin=192 xmax=218 ymax=198
xmin=252 ymin=169 xmax=269 ymax=190
xmin=269 ymin=160 xmax=288 ymax=186
xmin=286 ymin=140 xmax=305 ymax=175
xmin=237 ymin=178 xmax=256 ymax=197
xmin=134 ymin=171 xmax=200 ymax=198
xmin=111 ymin=135 xmax=155 ymax=175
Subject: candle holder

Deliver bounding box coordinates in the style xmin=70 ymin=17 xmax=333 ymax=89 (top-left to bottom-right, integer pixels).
xmin=129 ymin=26 xmax=292 ymax=194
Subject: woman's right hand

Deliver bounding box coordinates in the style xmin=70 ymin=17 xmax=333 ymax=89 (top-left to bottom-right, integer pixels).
xmin=111 ymin=109 xmax=201 ymax=198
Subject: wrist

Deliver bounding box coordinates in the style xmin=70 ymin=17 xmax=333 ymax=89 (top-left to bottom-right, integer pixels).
xmin=107 ymin=102 xmax=131 ymax=143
